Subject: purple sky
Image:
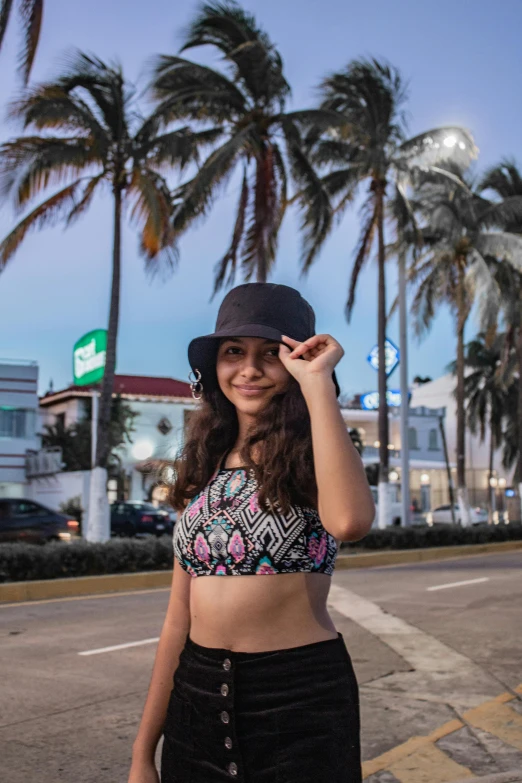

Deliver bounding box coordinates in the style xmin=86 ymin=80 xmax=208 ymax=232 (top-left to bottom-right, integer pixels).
xmin=0 ymin=0 xmax=521 ymax=398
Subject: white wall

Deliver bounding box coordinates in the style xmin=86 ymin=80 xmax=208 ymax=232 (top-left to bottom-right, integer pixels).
xmin=26 ymin=470 xmax=90 ymax=516
xmin=0 ymin=361 xmax=40 ymax=486
xmin=410 ymin=374 xmax=514 ymax=480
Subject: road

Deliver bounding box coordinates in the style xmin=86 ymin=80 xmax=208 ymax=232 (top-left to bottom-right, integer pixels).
xmin=0 ymin=551 xmax=521 ymax=783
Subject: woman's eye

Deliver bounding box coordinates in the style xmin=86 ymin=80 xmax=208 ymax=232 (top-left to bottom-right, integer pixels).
xmin=225 ymin=346 xmax=242 ymax=355
xmin=267 ymin=348 xmax=280 ymax=357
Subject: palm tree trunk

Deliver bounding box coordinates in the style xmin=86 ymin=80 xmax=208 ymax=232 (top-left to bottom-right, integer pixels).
xmin=85 ymin=183 xmax=122 ymax=543
xmin=456 ymin=257 xmax=471 ymax=526
xmin=488 ymin=426 xmax=496 ymax=525
xmin=96 ymin=183 xmax=122 ymax=467
xmin=517 ymin=322 xmax=522 ymax=523
xmin=376 ymin=183 xmax=390 ymax=529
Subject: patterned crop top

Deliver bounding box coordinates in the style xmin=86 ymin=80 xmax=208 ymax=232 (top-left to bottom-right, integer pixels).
xmin=173 ymin=466 xmax=339 ymax=577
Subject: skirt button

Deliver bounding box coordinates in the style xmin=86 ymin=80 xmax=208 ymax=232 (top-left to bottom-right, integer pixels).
xmin=228 ymin=762 xmax=238 ymax=776
xmin=220 ymin=710 xmax=230 ymax=724
xmin=221 ymin=683 xmax=229 ymax=696
xmin=223 ymin=658 xmax=232 ymax=671
xmin=224 ymin=736 xmax=233 ymax=750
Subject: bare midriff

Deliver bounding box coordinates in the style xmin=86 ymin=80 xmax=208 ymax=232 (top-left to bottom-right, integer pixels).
xmin=187 ymin=571 xmax=338 ymax=652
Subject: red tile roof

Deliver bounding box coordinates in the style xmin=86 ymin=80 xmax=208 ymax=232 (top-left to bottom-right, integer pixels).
xmin=40 ymin=374 xmax=192 ymax=403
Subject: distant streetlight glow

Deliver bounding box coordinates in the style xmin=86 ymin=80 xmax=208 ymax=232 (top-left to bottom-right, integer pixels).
xmin=131 ymin=440 xmax=155 ymax=461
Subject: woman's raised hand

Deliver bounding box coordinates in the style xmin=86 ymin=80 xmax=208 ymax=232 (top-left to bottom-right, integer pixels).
xmin=278 ymin=334 xmax=343 ymax=391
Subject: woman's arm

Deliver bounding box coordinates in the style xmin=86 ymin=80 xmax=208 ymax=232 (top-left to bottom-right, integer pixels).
xmin=279 ymin=334 xmax=375 ymax=542
xmin=130 ymin=558 xmax=191 ymax=766
xmin=303 ymin=374 xmax=375 ymax=542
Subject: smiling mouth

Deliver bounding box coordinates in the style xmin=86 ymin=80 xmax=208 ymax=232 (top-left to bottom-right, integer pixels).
xmin=233 ymin=385 xmax=272 ymax=394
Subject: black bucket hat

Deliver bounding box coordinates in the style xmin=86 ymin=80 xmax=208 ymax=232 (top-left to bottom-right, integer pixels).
xmin=188 ymin=283 xmax=341 ymax=397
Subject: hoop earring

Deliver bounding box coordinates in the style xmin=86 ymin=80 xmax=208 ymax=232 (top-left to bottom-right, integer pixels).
xmin=189 ymin=369 xmax=203 ymax=400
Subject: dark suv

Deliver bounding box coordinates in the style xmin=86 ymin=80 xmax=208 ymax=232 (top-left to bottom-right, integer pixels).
xmin=110 ymin=502 xmax=173 ymax=538
xmin=0 ymin=499 xmax=80 ymax=543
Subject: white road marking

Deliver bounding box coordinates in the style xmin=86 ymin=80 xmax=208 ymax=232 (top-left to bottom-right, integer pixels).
xmin=78 ymin=637 xmax=160 ymax=656
xmin=426 ymin=577 xmax=490 ymax=592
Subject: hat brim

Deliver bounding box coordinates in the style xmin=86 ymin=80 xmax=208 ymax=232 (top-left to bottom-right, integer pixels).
xmin=188 ymin=324 xmax=341 ymax=398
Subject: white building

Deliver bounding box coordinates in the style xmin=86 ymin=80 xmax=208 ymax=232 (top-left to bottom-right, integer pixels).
xmin=0 ymin=360 xmax=40 ymax=497
xmin=341 ymin=403 xmax=448 ymax=511
xmin=410 ymin=374 xmax=515 ymax=513
xmin=38 ymin=374 xmax=196 ymax=511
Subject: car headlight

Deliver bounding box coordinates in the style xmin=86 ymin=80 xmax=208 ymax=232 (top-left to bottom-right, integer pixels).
xmin=426 ymin=512 xmax=433 ymax=526
xmin=58 ymin=532 xmax=72 ymax=541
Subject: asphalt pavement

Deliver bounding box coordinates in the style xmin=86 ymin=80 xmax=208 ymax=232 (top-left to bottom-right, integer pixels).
xmin=0 ymin=551 xmax=521 ymax=783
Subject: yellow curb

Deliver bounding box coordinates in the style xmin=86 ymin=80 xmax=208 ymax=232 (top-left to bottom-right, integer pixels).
xmin=362 ymin=685 xmax=522 ymax=780
xmin=336 ymin=540 xmax=522 ymax=571
xmin=362 ymin=719 xmax=464 ymax=777
xmin=463 ymin=700 xmax=522 ymax=752
xmin=388 ymin=742 xmax=473 ymax=783
xmin=0 ymin=570 xmax=173 ymax=603
xmin=0 ymin=540 xmax=521 ymax=604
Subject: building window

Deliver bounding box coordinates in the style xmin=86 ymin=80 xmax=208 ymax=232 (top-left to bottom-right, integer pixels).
xmin=429 ymin=428 xmax=439 ymax=450
xmin=408 ymin=427 xmax=419 ymax=450
xmin=0 ymin=408 xmax=28 ymax=438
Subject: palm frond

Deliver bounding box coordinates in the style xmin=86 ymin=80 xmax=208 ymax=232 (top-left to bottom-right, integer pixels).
xmin=172 ymin=125 xmax=252 ymax=235
xmin=346 ymin=199 xmax=377 ymax=320
xmin=18 ymin=0 xmax=42 ymax=83
xmin=475 ymin=231 xmax=522 ymax=267
xmin=180 ymin=1 xmax=289 ymax=106
xmin=241 ymin=141 xmax=279 ymax=283
xmin=0 ymin=136 xmax=99 ymax=208
xmin=66 ymin=173 xmax=104 ymax=225
xmin=396 ymin=126 xmax=478 ymax=171
xmin=282 ymin=119 xmax=333 ymax=272
xmin=0 ymin=0 xmax=14 ymax=50
xmin=480 ymin=196 xmax=522 ymax=231
xmin=149 ymin=55 xmax=247 ymax=124
xmin=213 ymin=167 xmax=249 ymax=293
xmin=0 ymin=180 xmax=83 ymax=268
xmin=480 ymin=158 xmax=522 ymax=199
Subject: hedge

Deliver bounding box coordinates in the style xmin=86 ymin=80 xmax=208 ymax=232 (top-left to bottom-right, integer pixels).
xmin=0 ymin=523 xmax=521 ymax=583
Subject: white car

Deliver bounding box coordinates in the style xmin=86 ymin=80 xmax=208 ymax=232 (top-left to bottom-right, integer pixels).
xmin=426 ymin=503 xmax=488 ymax=527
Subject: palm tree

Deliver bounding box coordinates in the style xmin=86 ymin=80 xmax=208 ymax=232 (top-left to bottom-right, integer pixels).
xmin=407 ymin=172 xmax=522 ymax=525
xmin=481 ymin=160 xmax=522 ymax=521
xmin=448 ymin=332 xmax=514 ymax=523
xmin=0 ymin=0 xmax=43 ymax=83
xmin=0 ymin=51 xmax=212 ymax=540
xmin=149 ymin=0 xmax=336 ymax=292
xmin=303 ymin=57 xmax=476 ymax=528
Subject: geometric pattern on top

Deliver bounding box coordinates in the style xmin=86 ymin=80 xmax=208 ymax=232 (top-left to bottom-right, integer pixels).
xmin=173 ymin=467 xmax=339 ymax=577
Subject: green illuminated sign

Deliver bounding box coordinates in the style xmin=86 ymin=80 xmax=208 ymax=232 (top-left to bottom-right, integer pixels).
xmin=73 ymin=329 xmax=107 ymax=386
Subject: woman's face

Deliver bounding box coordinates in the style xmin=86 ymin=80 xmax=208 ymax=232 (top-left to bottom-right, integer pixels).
xmin=216 ymin=336 xmax=291 ymax=415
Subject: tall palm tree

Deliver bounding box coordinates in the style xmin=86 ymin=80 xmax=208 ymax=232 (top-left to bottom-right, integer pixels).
xmin=449 ymin=332 xmax=513 ymax=523
xmin=0 ymin=0 xmax=43 ymax=83
xmin=407 ymin=172 xmax=522 ymax=525
xmin=149 ymin=0 xmax=336 ymax=292
xmin=303 ymin=57 xmax=476 ymax=528
xmin=481 ymin=160 xmax=522 ymax=521
xmin=0 ymin=51 xmax=213 ymax=540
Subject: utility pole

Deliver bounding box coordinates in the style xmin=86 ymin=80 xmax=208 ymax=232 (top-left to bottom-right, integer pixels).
xmin=398 ymin=248 xmax=411 ymax=526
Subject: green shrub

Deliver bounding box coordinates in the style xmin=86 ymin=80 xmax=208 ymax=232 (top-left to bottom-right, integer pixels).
xmin=0 ymin=524 xmax=520 ymax=583
xmin=341 ymin=523 xmax=522 ymax=551
xmin=0 ymin=535 xmax=174 ymax=583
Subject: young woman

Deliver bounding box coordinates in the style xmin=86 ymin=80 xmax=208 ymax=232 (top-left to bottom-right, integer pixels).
xmin=128 ymin=282 xmax=375 ymax=783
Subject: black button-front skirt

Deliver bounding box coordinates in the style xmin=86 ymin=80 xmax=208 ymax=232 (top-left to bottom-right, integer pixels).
xmin=161 ymin=631 xmax=362 ymax=783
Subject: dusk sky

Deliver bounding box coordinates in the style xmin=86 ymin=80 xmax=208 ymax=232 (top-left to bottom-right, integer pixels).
xmin=1 ymin=0 xmax=521 ymax=398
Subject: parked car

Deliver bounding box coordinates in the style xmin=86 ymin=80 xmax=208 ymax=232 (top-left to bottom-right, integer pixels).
xmin=0 ymin=498 xmax=80 ymax=543
xmin=110 ymin=502 xmax=173 ymax=538
xmin=370 ymin=486 xmax=402 ymax=526
xmin=426 ymin=503 xmax=488 ymax=526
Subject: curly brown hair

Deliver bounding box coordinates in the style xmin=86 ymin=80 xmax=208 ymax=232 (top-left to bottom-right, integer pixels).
xmin=168 ymin=379 xmax=317 ymax=514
